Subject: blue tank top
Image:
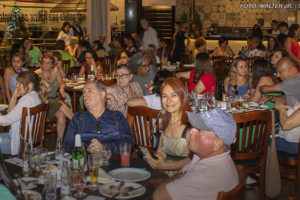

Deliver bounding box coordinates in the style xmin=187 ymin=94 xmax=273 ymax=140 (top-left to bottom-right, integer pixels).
xmin=227 ymin=83 xmax=251 ymax=97
xmin=9 ymin=67 xmax=26 ymax=93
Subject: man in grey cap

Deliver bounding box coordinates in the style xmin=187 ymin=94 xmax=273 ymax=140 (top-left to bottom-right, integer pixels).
xmin=153 ymin=109 xmax=239 ymax=200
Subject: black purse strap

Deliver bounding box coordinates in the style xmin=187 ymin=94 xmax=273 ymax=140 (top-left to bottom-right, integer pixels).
xmin=181 ymin=125 xmax=189 ymax=138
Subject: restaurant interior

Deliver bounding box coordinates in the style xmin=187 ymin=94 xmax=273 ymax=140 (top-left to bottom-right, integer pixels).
xmin=0 ymin=0 xmax=300 ymax=199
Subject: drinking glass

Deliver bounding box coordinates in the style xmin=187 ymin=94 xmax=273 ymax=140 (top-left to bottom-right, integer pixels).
xmin=39 ymin=148 xmax=48 ymax=165
xmin=88 ymin=154 xmax=100 ymax=188
xmin=55 ymin=138 xmax=64 ymax=161
xmin=103 ymin=144 xmax=112 ymax=165
xmin=44 ymin=171 xmax=57 ymax=200
xmin=73 ymin=169 xmax=86 ymax=198
xmin=120 ymin=143 xmax=131 ymax=167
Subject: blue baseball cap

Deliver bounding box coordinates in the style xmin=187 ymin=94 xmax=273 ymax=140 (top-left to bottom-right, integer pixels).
xmin=186 ymin=109 xmax=237 ymax=145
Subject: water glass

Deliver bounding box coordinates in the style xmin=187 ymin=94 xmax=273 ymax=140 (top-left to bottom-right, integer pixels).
xmin=44 ymin=171 xmax=57 ymax=200
xmin=120 ymin=143 xmax=131 ymax=167
xmin=103 ymin=144 xmax=112 ymax=165
xmin=55 ymin=138 xmax=64 ymax=161
xmin=39 ymin=148 xmax=49 ymax=165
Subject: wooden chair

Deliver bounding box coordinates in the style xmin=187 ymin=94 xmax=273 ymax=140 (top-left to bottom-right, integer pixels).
xmin=217 ymin=165 xmax=247 ymax=200
xmin=211 ymin=56 xmax=233 ymax=82
xmin=277 ymin=137 xmax=300 ymax=200
xmin=20 ymin=104 xmax=47 ymax=155
xmin=127 ymin=106 xmax=161 ymax=154
xmin=181 ymin=51 xmax=193 ymax=64
xmin=244 ymin=56 xmax=262 ymax=73
xmin=232 ymin=110 xmax=272 ymax=199
xmin=62 ymin=59 xmax=71 ymax=75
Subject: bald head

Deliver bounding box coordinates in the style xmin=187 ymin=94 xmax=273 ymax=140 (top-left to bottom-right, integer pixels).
xmin=276 ymin=57 xmax=299 ymax=81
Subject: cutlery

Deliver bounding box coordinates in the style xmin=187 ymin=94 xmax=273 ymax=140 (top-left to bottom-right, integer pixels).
xmin=110 ymin=185 xmax=144 ymax=199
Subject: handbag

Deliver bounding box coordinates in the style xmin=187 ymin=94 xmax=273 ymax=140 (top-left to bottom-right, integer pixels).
xmin=149 ymin=111 xmax=163 ymax=150
xmin=265 ymin=109 xmax=281 ymax=198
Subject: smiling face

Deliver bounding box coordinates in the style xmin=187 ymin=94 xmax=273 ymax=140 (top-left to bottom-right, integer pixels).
xmin=83 ymin=82 xmax=106 ymax=110
xmin=42 ymin=57 xmax=54 ymax=71
xmin=161 ymin=85 xmax=182 ymax=115
xmin=234 ymin=60 xmax=248 ymax=76
xmin=116 ymin=67 xmax=132 ymax=88
xmin=271 ymin=51 xmax=283 ymax=65
xmin=11 ymin=55 xmax=23 ymax=72
xmin=85 ymin=52 xmax=94 ymax=65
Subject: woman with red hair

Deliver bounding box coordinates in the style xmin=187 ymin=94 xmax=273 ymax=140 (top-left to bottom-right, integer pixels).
xmin=145 ymin=77 xmax=191 ymax=176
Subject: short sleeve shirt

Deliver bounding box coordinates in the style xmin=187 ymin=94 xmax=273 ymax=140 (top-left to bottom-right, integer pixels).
xmin=277 ymin=73 xmax=300 ymax=106
xmin=188 ymin=70 xmax=216 ymax=94
xmin=166 ymin=152 xmax=239 ymax=200
xmin=132 ymin=65 xmax=157 ymax=95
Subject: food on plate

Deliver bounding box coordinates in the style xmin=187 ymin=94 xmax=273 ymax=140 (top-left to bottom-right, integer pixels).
xmin=41 ymin=165 xmax=55 ymax=170
xmin=104 ymin=185 xmax=138 ymax=197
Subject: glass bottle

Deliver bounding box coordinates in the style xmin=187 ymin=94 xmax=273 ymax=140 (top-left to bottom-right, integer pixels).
xmin=88 ymin=65 xmax=95 ymax=81
xmin=72 ymin=133 xmax=85 ymax=169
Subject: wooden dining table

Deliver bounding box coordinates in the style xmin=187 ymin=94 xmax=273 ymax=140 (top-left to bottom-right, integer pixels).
xmin=4 ymin=154 xmax=168 ymax=200
xmin=65 ymin=79 xmax=116 ymax=112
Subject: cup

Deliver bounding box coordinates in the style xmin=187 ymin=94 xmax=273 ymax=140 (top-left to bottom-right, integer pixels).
xmin=120 ymin=143 xmax=131 ymax=167
xmin=103 ymin=144 xmax=112 ymax=165
xmin=44 ymin=171 xmax=57 ymax=200
xmin=88 ymin=154 xmax=100 ymax=188
xmin=73 ymin=169 xmax=86 ymax=198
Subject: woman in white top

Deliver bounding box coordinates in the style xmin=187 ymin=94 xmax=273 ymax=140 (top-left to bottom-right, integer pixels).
xmin=0 ymin=71 xmax=43 ymax=155
xmin=56 ymin=22 xmax=72 ymax=46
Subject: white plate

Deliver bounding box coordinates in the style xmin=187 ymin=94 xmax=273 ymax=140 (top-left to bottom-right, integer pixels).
xmin=108 ymin=168 xmax=151 ymax=182
xmin=0 ymin=104 xmax=8 ymax=111
xmin=14 ymin=177 xmax=38 ymax=189
xmin=22 ymin=189 xmax=42 ymax=200
xmin=99 ymin=182 xmax=145 ymax=199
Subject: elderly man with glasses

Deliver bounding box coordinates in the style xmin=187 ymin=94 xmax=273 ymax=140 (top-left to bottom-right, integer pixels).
xmin=129 ymin=52 xmax=157 ymax=95
xmin=64 ymin=81 xmax=134 ymax=154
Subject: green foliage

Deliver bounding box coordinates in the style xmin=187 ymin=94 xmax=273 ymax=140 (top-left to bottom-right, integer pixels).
xmin=6 ymin=7 xmax=28 ymax=40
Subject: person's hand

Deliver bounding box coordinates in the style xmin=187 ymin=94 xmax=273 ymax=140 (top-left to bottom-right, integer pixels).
xmin=87 ymin=139 xmax=103 ymax=153
xmin=59 ymin=88 xmax=66 ymax=99
xmin=242 ymin=93 xmax=251 ymax=99
xmin=12 ymin=89 xmax=21 ymax=99
xmin=259 ymin=85 xmax=268 ymax=94
xmin=144 ymin=153 xmax=165 ymax=169
xmin=276 ymin=102 xmax=290 ymax=111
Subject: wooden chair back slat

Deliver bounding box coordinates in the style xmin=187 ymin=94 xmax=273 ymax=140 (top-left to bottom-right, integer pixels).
xmin=211 ymin=56 xmax=233 ymax=82
xmin=20 ymin=104 xmax=47 ymax=156
xmin=127 ymin=107 xmax=160 ymax=151
xmin=232 ymin=111 xmax=271 ymax=159
xmin=62 ymin=60 xmax=71 ymax=75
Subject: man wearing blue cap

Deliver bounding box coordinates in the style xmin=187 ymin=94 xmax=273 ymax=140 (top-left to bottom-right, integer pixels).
xmin=153 ymin=109 xmax=239 ymax=200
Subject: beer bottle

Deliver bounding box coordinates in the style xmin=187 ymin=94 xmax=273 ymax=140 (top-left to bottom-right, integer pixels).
xmin=72 ymin=133 xmax=85 ymax=169
xmin=88 ymin=64 xmax=95 ymax=81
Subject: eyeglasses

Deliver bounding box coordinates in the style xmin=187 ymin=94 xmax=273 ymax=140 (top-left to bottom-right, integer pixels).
xmin=115 ymin=74 xmax=131 ymax=79
xmin=85 ymin=56 xmax=92 ymax=59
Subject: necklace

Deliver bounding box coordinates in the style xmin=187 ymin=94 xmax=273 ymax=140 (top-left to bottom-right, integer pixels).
xmin=42 ymin=70 xmax=52 ymax=81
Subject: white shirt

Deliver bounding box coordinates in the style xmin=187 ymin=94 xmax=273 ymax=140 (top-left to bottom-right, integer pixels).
xmin=144 ymin=94 xmax=161 ymax=110
xmin=57 ymin=31 xmax=71 ymax=46
xmin=0 ymin=91 xmax=41 ymax=155
xmin=142 ymin=26 xmax=158 ymax=50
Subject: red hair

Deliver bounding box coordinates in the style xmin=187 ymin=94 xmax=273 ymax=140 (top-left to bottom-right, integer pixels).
xmin=160 ymin=77 xmax=191 ymax=130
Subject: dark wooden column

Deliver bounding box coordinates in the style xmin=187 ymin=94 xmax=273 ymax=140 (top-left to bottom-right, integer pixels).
xmin=125 ymin=0 xmax=141 ymax=34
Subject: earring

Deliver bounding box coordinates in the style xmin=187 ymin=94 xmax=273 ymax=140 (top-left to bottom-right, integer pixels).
xmin=161 ymin=107 xmax=166 ymax=115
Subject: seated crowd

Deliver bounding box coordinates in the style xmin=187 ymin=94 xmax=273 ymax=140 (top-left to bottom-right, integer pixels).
xmin=1 ymin=18 xmax=300 ymax=200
